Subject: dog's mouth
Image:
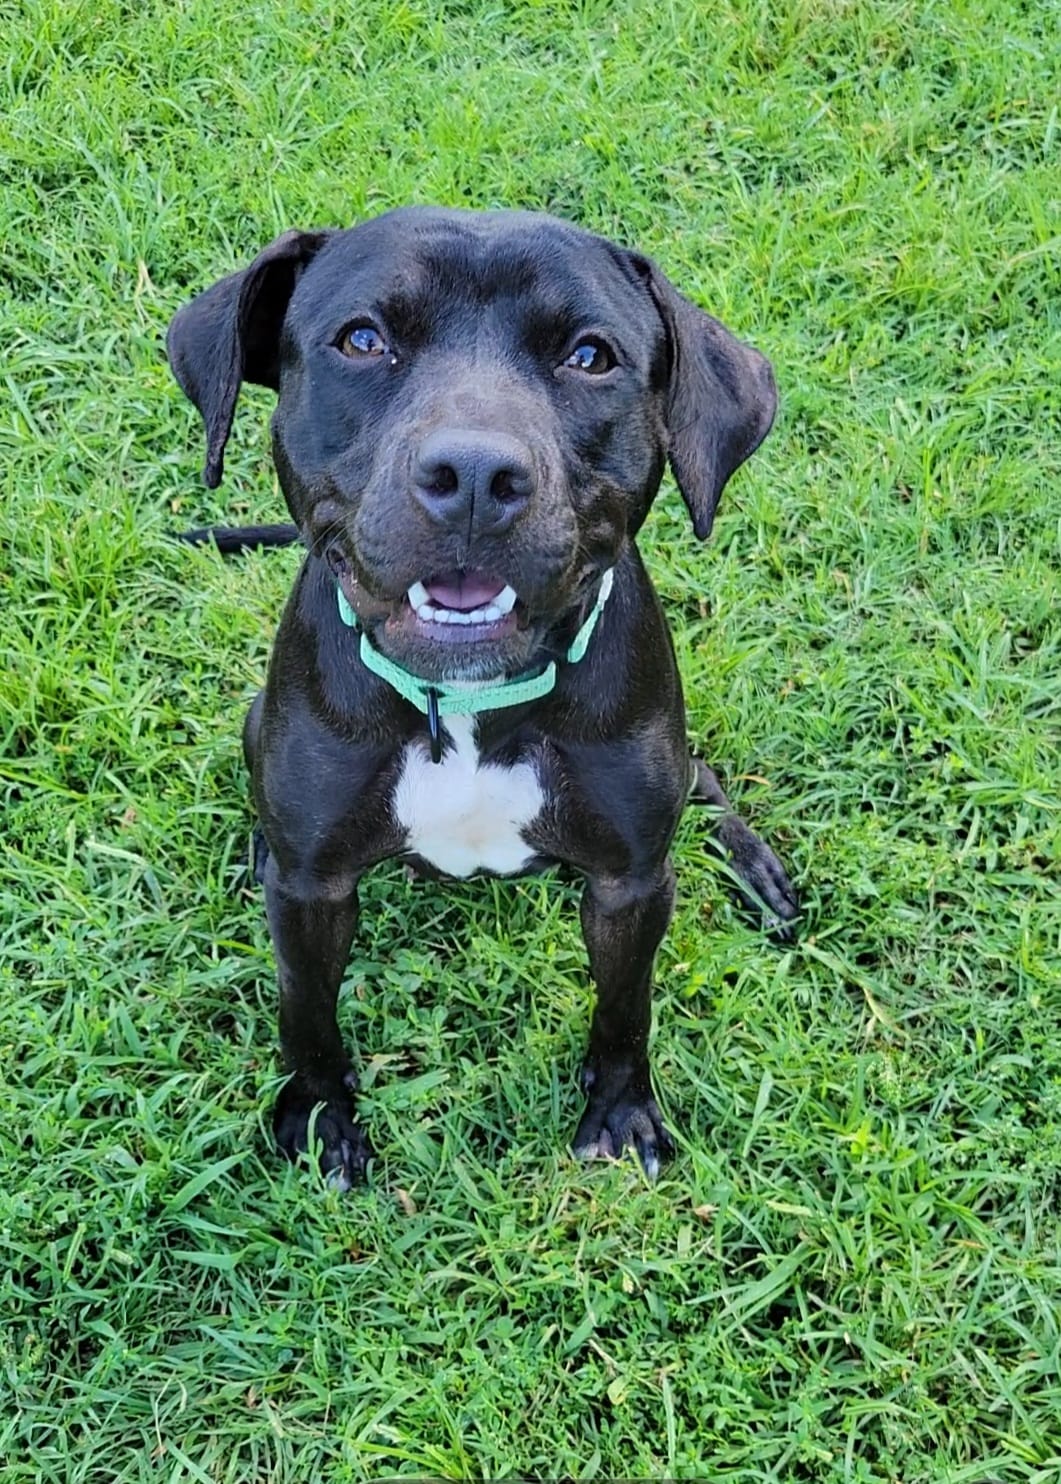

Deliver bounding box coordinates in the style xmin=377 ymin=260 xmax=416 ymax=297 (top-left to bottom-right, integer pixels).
xmin=391 ymin=571 xmax=521 ymax=645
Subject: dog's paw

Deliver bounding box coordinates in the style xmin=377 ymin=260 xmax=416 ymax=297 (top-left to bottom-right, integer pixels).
xmin=573 ymin=1063 xmax=675 ymax=1181
xmin=710 ymin=818 xmax=800 ymax=943
xmin=273 ymin=1072 xmax=372 ymax=1191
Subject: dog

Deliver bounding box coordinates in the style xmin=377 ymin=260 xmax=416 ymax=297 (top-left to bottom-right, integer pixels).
xmin=167 ymin=207 xmax=799 ymax=1188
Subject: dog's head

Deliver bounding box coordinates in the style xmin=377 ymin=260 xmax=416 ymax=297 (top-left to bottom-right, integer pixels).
xmin=168 ymin=208 xmax=775 ymax=682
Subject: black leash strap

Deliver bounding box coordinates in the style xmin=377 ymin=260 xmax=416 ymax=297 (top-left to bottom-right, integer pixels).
xmin=426 ymin=688 xmax=442 ymax=764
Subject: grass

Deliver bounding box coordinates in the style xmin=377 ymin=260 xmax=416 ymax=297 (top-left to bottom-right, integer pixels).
xmin=1 ymin=0 xmax=1059 ymax=1477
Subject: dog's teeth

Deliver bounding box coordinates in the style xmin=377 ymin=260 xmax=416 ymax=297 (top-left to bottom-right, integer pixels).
xmin=494 ymin=585 xmax=517 ymax=615
xmin=408 ymin=581 xmax=430 ymax=609
xmin=414 ymin=599 xmax=507 ymax=627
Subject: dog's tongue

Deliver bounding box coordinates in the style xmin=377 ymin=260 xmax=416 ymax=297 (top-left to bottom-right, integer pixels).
xmin=424 ymin=572 xmax=503 ymax=611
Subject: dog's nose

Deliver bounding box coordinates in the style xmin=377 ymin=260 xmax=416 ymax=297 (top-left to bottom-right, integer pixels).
xmin=412 ymin=429 xmax=534 ymax=533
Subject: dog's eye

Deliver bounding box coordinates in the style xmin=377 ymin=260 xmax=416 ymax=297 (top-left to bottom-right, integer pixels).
xmin=563 ymin=339 xmax=615 ymax=375
xmin=339 ymin=324 xmax=388 ymax=358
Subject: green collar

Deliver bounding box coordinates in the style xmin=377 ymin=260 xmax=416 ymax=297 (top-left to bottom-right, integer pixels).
xmin=337 ymin=569 xmax=614 ymax=759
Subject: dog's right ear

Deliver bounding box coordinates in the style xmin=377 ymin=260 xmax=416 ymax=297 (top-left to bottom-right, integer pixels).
xmin=629 ymin=253 xmax=777 ymax=541
xmin=166 ymin=229 xmax=333 ymax=488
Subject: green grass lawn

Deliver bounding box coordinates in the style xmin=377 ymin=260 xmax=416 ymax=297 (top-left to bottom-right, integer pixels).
xmin=1 ymin=0 xmax=1058 ymax=1478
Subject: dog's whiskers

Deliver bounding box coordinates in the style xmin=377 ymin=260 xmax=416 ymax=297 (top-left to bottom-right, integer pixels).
xmin=308 ymin=518 xmax=345 ymax=561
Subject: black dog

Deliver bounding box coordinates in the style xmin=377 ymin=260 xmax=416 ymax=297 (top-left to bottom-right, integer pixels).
xmin=167 ymin=208 xmax=798 ymax=1187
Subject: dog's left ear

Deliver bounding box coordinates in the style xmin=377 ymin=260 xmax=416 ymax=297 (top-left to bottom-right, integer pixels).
xmin=633 ymin=255 xmax=777 ymax=540
xmin=167 ymin=229 xmax=333 ymax=488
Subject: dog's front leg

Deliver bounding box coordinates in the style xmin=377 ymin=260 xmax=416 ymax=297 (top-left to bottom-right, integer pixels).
xmin=574 ymin=863 xmax=677 ymax=1179
xmin=265 ymin=858 xmax=371 ymax=1190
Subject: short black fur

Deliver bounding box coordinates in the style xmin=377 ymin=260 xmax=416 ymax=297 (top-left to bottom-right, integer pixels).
xmin=168 ymin=207 xmax=798 ymax=1187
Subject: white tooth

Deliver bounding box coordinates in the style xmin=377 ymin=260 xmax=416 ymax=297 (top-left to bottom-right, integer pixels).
xmin=451 ymin=611 xmax=474 ymax=625
xmin=480 ymin=605 xmax=501 ymax=622
xmin=462 ymin=607 xmax=487 ymax=624
xmin=493 ymin=585 xmax=517 ymax=615
xmin=434 ymin=608 xmax=453 ymax=623
xmin=407 ymin=581 xmax=429 ymax=609
xmin=416 ymin=603 xmax=437 ymax=621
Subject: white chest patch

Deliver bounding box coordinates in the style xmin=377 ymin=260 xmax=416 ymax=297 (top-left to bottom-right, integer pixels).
xmin=392 ymin=713 xmax=543 ymax=878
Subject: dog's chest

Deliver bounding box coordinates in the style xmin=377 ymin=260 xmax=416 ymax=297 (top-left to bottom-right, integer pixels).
xmin=392 ymin=714 xmax=543 ymax=878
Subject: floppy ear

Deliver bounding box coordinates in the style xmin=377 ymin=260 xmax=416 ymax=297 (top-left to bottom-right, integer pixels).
xmin=634 ymin=256 xmax=777 ymax=540
xmin=166 ymin=229 xmax=332 ymax=488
